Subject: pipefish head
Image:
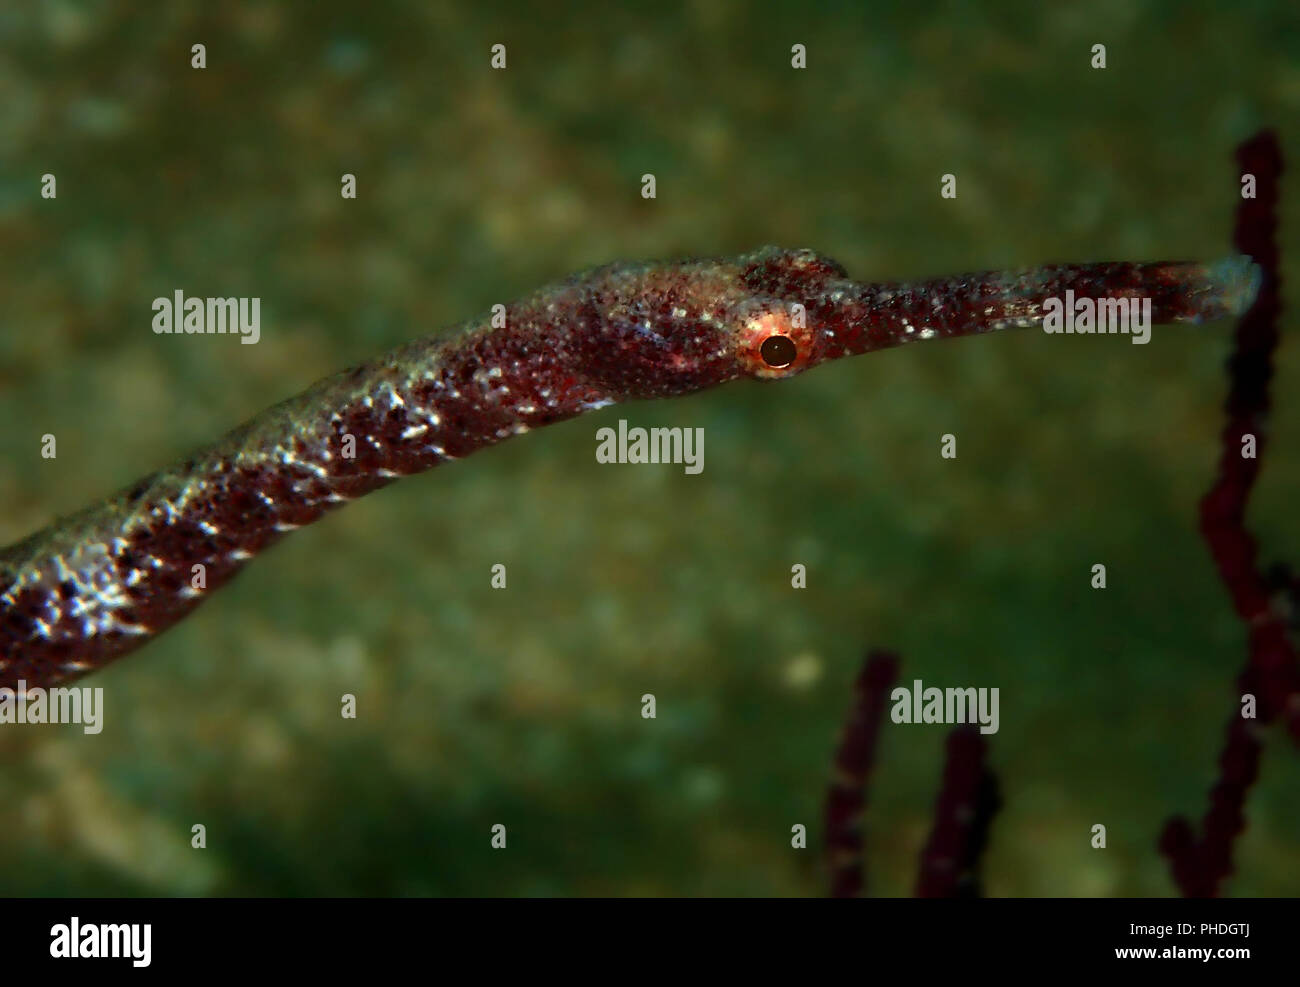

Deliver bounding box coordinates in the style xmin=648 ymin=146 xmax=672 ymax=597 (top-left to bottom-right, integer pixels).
xmin=571 ymin=247 xmax=849 ymax=399
xmin=729 ymin=246 xmax=850 ymax=381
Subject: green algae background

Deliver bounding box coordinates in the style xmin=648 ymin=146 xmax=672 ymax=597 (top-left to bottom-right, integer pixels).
xmin=1 ymin=1 xmax=1298 ymax=896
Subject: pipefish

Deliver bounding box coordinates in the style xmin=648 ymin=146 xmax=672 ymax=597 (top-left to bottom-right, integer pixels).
xmin=0 ymin=247 xmax=1260 ymax=691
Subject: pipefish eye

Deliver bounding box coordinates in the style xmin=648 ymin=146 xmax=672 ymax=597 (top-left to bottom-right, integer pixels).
xmin=759 ymin=333 xmax=798 ymax=368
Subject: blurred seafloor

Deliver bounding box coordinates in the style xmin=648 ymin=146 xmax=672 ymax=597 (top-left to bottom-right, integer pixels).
xmin=1 ymin=1 xmax=1298 ymax=895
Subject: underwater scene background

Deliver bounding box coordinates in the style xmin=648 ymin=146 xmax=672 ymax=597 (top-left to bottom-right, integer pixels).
xmin=1 ymin=1 xmax=1297 ymax=895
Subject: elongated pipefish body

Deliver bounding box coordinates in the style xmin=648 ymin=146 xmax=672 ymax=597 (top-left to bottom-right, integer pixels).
xmin=0 ymin=248 xmax=1260 ymax=690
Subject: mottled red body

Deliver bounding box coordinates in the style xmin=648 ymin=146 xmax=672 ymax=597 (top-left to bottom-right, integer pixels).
xmin=0 ymin=247 xmax=1258 ymax=690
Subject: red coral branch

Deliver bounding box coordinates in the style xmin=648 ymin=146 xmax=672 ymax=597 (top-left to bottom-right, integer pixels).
xmin=1159 ymin=128 xmax=1297 ymax=897
xmin=825 ymin=651 xmax=1001 ymax=897
xmin=824 ymin=650 xmax=899 ymax=897
xmin=915 ymin=726 xmax=1002 ymax=898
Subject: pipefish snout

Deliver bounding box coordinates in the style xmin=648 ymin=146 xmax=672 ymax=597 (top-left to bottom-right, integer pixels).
xmin=0 ymin=245 xmax=1259 ymax=690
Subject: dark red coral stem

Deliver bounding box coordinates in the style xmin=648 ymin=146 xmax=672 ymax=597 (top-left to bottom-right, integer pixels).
xmin=825 ymin=650 xmax=899 ymax=898
xmin=1160 ymin=129 xmax=1296 ymax=897
xmin=914 ymin=726 xmax=1001 ymax=898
